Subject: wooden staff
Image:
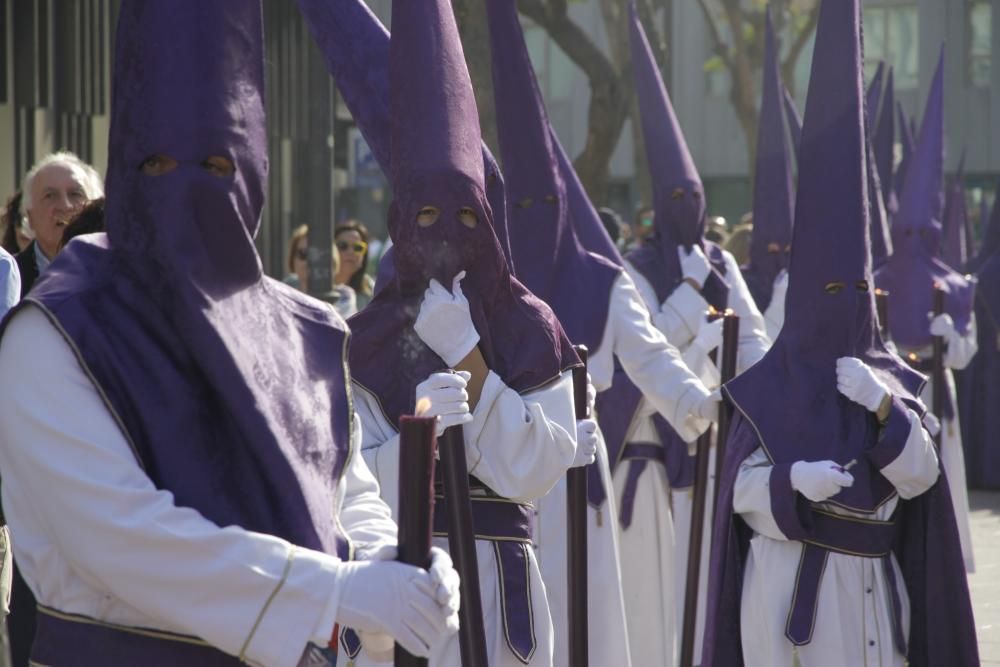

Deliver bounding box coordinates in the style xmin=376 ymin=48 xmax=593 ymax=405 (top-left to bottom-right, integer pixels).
xmin=680 ymin=310 xmax=737 ymax=667
xmin=931 ymin=285 xmax=946 ymax=448
xmin=394 ymin=415 xmax=438 ymax=667
xmin=875 ymin=288 xmax=891 ymax=342
xmin=568 ymin=345 xmax=590 ymax=667
xmin=438 ymin=424 xmax=489 ymax=667
xmin=711 ymin=313 xmax=741 ymax=524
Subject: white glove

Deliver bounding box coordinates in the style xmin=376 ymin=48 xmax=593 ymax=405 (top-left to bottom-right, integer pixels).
xmin=790 ymin=460 xmax=855 ymax=502
xmin=694 ymin=388 xmax=721 ymax=421
xmin=678 ymin=245 xmax=712 ymax=287
xmin=586 ymin=373 xmax=597 ymax=417
xmin=416 ymin=372 xmax=474 ymax=436
xmin=573 ymin=418 xmax=599 ymax=467
xmin=358 ymin=545 xmax=461 ymax=618
xmin=691 ymin=317 xmax=723 ymax=354
xmin=836 ymin=357 xmax=890 ymax=413
xmin=336 ymin=557 xmax=459 ymax=658
xmin=413 ymin=271 xmax=480 ymax=366
xmin=929 ymin=313 xmax=957 ymax=340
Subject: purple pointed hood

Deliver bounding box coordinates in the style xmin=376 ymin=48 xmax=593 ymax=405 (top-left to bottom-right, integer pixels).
xmin=742 ymin=7 xmax=795 ymax=312
xmin=895 ymin=100 xmax=916 ymax=198
xmin=866 ymin=61 xmax=885 ymax=125
xmin=25 ymin=0 xmax=359 ymax=562
xmin=296 ymin=0 xmax=514 ymax=267
xmin=485 ymin=0 xmax=620 ymax=353
xmin=347 ymin=0 xmax=577 ymax=426
xmin=867 ymin=132 xmax=894 ymax=268
xmin=783 ymin=85 xmax=803 ymax=158
xmin=875 ymin=51 xmax=975 ymax=349
xmin=873 ymin=68 xmax=897 ymax=215
xmin=626 ymin=0 xmax=728 ymax=306
xmin=725 ymin=0 xmax=925 ymax=513
xmin=942 ymin=150 xmax=969 ymax=269
xmin=106 ymin=2 xmax=265 ymax=296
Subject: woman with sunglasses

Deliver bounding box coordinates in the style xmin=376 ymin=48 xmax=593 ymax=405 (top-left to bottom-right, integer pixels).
xmin=285 ymin=224 xmax=358 ymax=318
xmin=334 ymin=221 xmax=375 ymax=310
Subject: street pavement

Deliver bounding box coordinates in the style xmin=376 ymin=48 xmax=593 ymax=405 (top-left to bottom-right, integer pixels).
xmin=970 ymin=490 xmax=1000 ymax=665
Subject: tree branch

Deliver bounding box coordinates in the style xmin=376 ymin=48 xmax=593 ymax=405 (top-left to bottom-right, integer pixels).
xmin=696 ymin=0 xmax=734 ymax=70
xmin=780 ymin=1 xmax=820 ymax=97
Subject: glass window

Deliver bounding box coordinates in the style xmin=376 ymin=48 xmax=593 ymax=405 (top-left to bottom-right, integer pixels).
xmin=863 ymin=5 xmax=919 ymax=90
xmin=970 ymin=2 xmax=992 ymax=87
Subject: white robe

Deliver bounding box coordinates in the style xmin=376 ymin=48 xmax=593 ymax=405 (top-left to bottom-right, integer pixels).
xmin=535 ymin=272 xmax=712 ymax=667
xmin=620 ymin=251 xmax=770 ymax=666
xmin=898 ymin=314 xmax=978 ymax=573
xmin=353 ymin=370 xmax=578 ymax=667
xmin=0 ymin=306 xmax=399 ymax=667
xmin=735 ymin=407 xmax=940 ymax=667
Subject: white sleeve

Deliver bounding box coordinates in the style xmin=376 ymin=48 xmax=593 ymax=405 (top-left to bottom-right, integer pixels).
xmin=464 ymin=370 xmax=577 ymax=503
xmin=0 ymin=253 xmax=19 ymax=318
xmin=762 ymin=289 xmax=785 ymax=342
xmin=732 ymin=447 xmax=789 ymax=541
xmin=721 ymin=251 xmax=770 ymax=372
xmin=624 ymin=258 xmax=706 ymax=348
xmin=339 ymin=412 xmax=398 ymax=555
xmin=945 ymin=313 xmax=978 ymax=370
xmin=0 ymin=306 xmax=349 ymax=667
xmin=607 ymin=274 xmax=711 ymax=442
xmin=879 ymin=409 xmax=940 ymax=500
xmin=353 ymin=383 xmax=403 ymax=518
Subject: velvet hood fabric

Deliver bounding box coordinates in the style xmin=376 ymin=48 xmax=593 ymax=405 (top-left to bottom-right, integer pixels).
xmin=742 ymin=8 xmax=795 ymax=313
xmin=874 ymin=52 xmax=975 ymax=349
xmin=485 ymin=0 xmax=619 ymax=354
xmin=346 ymin=0 xmax=577 ymax=426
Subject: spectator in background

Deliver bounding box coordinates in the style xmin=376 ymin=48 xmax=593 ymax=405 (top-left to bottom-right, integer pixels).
xmin=705 ymin=215 xmax=729 ymax=245
xmin=284 ymin=224 xmax=357 ymax=318
xmin=631 ymin=204 xmax=655 ymax=249
xmin=59 ymin=198 xmax=106 ymax=251
xmin=725 ymin=212 xmax=754 ymax=267
xmin=1 ymin=192 xmax=32 ymax=256
xmin=0 ymin=247 xmax=20 ymax=319
xmin=333 ymin=220 xmax=374 ymax=310
xmin=17 ymin=152 xmax=103 ymax=296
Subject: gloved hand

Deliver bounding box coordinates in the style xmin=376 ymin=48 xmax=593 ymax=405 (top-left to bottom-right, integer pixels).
xmin=791 ymin=460 xmax=855 ymax=502
xmin=573 ymin=418 xmax=599 ymax=467
xmin=414 ymin=271 xmax=480 ymax=366
xmin=358 ymin=545 xmax=461 ymax=623
xmin=691 ymin=317 xmax=724 ymax=354
xmin=416 ymin=372 xmax=474 ymax=436
xmin=929 ymin=313 xmax=957 ymax=340
xmin=336 ymin=558 xmax=460 ymax=658
xmin=678 ymin=245 xmax=712 ymax=288
xmin=836 ymin=357 xmax=890 ymax=413
xmin=694 ymin=388 xmax=721 ymax=421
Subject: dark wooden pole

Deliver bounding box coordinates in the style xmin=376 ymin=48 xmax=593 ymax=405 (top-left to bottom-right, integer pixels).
xmin=568 ymin=345 xmax=590 ymax=667
xmin=438 ymin=425 xmax=489 ymax=667
xmin=931 ymin=285 xmax=946 ymax=448
xmin=711 ymin=313 xmax=741 ymax=523
xmin=395 ymin=416 xmax=438 ymax=667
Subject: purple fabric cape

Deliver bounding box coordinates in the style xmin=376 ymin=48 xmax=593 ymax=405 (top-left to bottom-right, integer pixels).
xmin=626 ymin=0 xmax=728 ymax=309
xmin=346 ymin=0 xmax=577 ymax=427
xmin=4 ymin=3 xmax=355 ymax=662
xmin=705 ymin=4 xmax=978 ymax=662
xmin=485 ymin=0 xmax=619 ymax=355
xmin=741 ymin=8 xmax=795 ymax=313
xmin=875 ymin=52 xmax=975 ymax=349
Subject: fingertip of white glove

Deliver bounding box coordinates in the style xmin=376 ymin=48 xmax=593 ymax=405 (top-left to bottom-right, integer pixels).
xmin=456 ymin=370 xmax=472 ymax=383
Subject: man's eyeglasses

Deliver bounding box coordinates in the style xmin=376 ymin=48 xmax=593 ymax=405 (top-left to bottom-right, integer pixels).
xmin=336 ymin=240 xmax=368 ymax=254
